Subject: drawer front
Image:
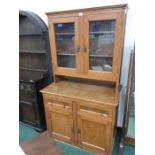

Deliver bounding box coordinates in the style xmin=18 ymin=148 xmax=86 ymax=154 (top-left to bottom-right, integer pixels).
xmin=44 ymin=94 xmax=72 ymax=112
xmin=77 ymin=102 xmax=113 ymax=121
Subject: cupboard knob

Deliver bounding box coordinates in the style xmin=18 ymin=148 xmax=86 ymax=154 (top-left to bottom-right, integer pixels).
xmin=77 ymin=46 xmax=80 ymax=52
xmin=83 ymin=47 xmax=87 ymax=52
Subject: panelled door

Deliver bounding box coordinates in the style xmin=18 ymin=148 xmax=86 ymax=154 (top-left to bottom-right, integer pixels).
xmin=77 ymin=105 xmax=113 ymax=154
xmin=48 ymin=16 xmax=81 ymax=76
xmin=44 ymin=98 xmax=74 ymax=143
xmin=83 ymin=11 xmax=124 ymax=82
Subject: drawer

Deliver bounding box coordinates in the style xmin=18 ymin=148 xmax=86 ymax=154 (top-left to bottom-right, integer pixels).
xmin=44 ymin=94 xmax=72 ymax=104
xmin=47 ymin=99 xmax=71 ymax=109
xmin=77 ymin=103 xmax=113 ymax=120
xmin=44 ymin=94 xmax=72 ymax=111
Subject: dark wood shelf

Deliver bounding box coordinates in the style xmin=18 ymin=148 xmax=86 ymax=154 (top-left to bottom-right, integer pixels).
xmin=57 ymin=53 xmax=75 ymax=56
xmin=20 ymin=67 xmax=48 ymax=72
xmin=19 ymin=49 xmax=47 ymax=54
xmin=55 ymin=32 xmax=74 ymax=35
xmin=19 ymin=33 xmax=42 ymax=36
xmin=90 ymin=31 xmax=115 ymax=35
xmin=20 ymin=101 xmax=33 ymax=105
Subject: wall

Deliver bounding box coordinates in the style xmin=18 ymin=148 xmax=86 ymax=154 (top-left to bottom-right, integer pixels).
xmin=19 ymin=0 xmax=135 ymax=127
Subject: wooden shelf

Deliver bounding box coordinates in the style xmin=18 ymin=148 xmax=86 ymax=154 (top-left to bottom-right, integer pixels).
xmin=19 ymin=33 xmax=42 ymax=36
xmin=90 ymin=31 xmax=115 ymax=35
xmin=20 ymin=67 xmax=48 ymax=72
xmin=20 ymin=101 xmax=33 ymax=105
xmin=90 ymin=54 xmax=113 ymax=58
xmin=19 ymin=49 xmax=47 ymax=54
xmin=55 ymin=32 xmax=74 ymax=35
xmin=57 ymin=53 xmax=75 ymax=56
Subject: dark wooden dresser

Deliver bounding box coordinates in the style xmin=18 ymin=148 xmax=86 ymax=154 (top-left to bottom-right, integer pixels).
xmin=19 ymin=10 xmax=53 ymax=132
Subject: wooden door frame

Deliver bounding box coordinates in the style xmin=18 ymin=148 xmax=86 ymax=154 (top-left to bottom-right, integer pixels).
xmin=48 ymin=16 xmax=80 ymax=78
xmin=43 ymin=94 xmax=75 ymax=143
xmin=77 ymin=110 xmax=113 ymax=154
xmin=83 ymin=11 xmax=124 ymax=82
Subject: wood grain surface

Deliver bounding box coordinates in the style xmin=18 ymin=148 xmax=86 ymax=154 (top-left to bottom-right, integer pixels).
xmin=41 ymin=80 xmax=117 ymax=106
xmin=20 ymin=131 xmax=64 ymax=155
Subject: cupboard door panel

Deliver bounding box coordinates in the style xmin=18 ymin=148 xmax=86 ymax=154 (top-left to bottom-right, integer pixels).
xmin=20 ymin=103 xmax=35 ymax=124
xmin=48 ymin=17 xmax=80 ymax=75
xmin=45 ymin=104 xmax=74 ymax=143
xmin=89 ymin=20 xmax=115 ymax=72
xmin=55 ymin=23 xmax=75 ymax=68
xmin=83 ymin=12 xmax=124 ymax=81
xmin=77 ymin=111 xmax=112 ymax=154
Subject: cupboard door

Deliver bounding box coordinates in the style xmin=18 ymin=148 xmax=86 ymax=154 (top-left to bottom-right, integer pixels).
xmin=45 ymin=100 xmax=74 ymax=143
xmin=48 ymin=17 xmax=80 ymax=75
xmin=77 ymin=108 xmax=113 ymax=154
xmin=20 ymin=102 xmax=36 ymax=125
xmin=83 ymin=12 xmax=124 ymax=82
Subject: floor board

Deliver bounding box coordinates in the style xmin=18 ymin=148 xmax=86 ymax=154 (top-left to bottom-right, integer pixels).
xmin=19 ymin=124 xmax=135 ymax=155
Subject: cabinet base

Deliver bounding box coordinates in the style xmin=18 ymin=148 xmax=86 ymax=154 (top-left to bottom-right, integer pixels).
xmin=55 ymin=138 xmax=111 ymax=155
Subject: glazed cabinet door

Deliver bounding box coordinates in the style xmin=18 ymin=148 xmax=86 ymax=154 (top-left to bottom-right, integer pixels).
xmin=48 ymin=16 xmax=81 ymax=76
xmin=83 ymin=11 xmax=124 ymax=82
xmin=44 ymin=97 xmax=74 ymax=143
xmin=77 ymin=105 xmax=113 ymax=154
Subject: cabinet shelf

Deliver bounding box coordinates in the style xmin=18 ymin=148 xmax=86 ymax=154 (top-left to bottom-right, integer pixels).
xmin=90 ymin=54 xmax=113 ymax=58
xmin=19 ymin=33 xmax=42 ymax=36
xmin=55 ymin=32 xmax=74 ymax=35
xmin=20 ymin=67 xmax=48 ymax=72
xmin=58 ymin=53 xmax=75 ymax=56
xmin=19 ymin=49 xmax=47 ymax=54
xmin=90 ymin=31 xmax=115 ymax=35
xmin=20 ymin=101 xmax=33 ymax=105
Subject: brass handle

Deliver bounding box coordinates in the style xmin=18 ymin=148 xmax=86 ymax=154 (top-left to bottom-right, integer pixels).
xmin=63 ymin=104 xmax=66 ymax=108
xmin=48 ymin=100 xmax=54 ymax=105
xmin=100 ymin=113 xmax=108 ymax=117
xmin=48 ymin=100 xmax=70 ymax=109
xmin=80 ymin=109 xmax=108 ymax=117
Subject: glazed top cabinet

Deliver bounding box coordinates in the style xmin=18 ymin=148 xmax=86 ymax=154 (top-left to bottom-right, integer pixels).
xmin=47 ymin=4 xmax=127 ymax=83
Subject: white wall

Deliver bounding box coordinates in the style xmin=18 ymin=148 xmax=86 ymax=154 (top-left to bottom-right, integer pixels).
xmin=19 ymin=0 xmax=135 ymax=127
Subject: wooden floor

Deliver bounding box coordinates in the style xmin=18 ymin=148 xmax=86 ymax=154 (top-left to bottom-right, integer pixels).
xmin=20 ymin=131 xmax=64 ymax=155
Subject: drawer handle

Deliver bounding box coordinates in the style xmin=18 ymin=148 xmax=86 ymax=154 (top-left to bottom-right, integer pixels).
xmin=62 ymin=104 xmax=69 ymax=108
xmin=48 ymin=100 xmax=69 ymax=108
xmin=80 ymin=109 xmax=108 ymax=117
xmin=100 ymin=113 xmax=108 ymax=117
xmin=48 ymin=100 xmax=54 ymax=104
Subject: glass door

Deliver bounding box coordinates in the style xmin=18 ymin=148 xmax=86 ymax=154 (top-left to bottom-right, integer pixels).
xmin=84 ymin=13 xmax=123 ymax=81
xmin=89 ymin=20 xmax=115 ymax=72
xmin=49 ymin=17 xmax=80 ymax=76
xmin=55 ymin=23 xmax=75 ymax=68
